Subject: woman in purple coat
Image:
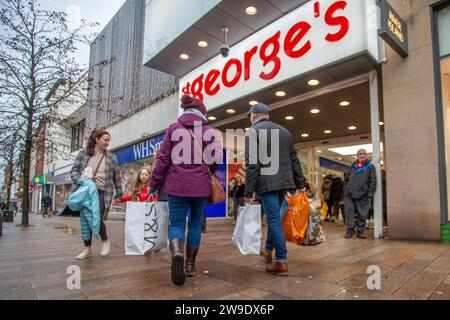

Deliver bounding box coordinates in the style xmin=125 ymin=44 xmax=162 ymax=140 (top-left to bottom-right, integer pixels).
xmin=149 ymin=95 xmax=222 ymax=286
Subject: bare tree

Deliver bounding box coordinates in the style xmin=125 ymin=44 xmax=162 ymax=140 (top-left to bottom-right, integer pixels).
xmin=0 ymin=125 xmax=21 ymax=209
xmin=0 ymin=0 xmax=97 ymax=225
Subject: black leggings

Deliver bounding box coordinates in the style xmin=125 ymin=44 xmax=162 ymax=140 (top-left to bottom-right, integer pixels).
xmin=84 ymin=190 xmax=108 ymax=246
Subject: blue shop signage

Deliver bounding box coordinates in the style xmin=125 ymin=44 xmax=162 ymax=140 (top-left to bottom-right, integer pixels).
xmin=319 ymin=157 xmax=350 ymax=173
xmin=114 ymin=134 xmax=165 ymax=165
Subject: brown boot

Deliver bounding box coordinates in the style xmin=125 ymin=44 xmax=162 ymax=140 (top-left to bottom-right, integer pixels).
xmin=260 ymin=249 xmax=273 ymax=264
xmin=169 ymin=239 xmax=185 ymax=286
xmin=266 ymin=262 xmax=289 ymax=276
xmin=185 ymin=245 xmax=199 ymax=277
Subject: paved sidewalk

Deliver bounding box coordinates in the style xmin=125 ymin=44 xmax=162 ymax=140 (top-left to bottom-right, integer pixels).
xmin=1 ymin=213 xmax=449 ymax=300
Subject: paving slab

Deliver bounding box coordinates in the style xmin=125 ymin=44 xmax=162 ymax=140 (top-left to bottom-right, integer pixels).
xmin=2 ymin=214 xmax=450 ymax=300
xmin=392 ymin=271 xmax=448 ymax=300
xmin=253 ymin=276 xmax=342 ymax=300
xmin=429 ymin=283 xmax=450 ymax=300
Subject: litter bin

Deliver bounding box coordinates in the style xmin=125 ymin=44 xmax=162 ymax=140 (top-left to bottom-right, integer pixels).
xmin=2 ymin=210 xmax=14 ymax=223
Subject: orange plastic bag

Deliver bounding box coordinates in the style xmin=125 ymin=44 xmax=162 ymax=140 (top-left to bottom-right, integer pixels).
xmin=321 ymin=202 xmax=328 ymax=217
xmin=282 ymin=192 xmax=311 ymax=243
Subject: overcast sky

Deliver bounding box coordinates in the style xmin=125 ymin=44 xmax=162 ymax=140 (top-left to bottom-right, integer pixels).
xmin=0 ymin=0 xmax=126 ymax=189
xmin=40 ymin=0 xmax=127 ymax=67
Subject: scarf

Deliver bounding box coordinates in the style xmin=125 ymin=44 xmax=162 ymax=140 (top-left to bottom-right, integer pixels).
xmin=183 ymin=108 xmax=207 ymax=122
xmin=356 ymin=159 xmax=367 ymax=169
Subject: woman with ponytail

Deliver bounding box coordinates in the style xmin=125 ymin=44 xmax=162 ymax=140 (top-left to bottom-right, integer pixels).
xmin=70 ymin=129 xmax=123 ymax=260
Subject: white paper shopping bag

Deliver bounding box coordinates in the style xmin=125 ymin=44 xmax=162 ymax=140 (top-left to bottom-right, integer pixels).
xmin=232 ymin=204 xmax=262 ymax=255
xmin=125 ymin=201 xmax=169 ymax=255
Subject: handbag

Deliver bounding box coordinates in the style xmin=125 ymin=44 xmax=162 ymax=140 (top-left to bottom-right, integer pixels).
xmin=188 ymin=129 xmax=226 ymax=204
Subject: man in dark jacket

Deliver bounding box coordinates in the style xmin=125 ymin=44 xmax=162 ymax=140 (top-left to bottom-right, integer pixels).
xmin=41 ymin=194 xmax=52 ymax=218
xmin=344 ymin=149 xmax=377 ymax=239
xmin=330 ymin=176 xmax=344 ymax=222
xmin=244 ymin=103 xmax=305 ymax=276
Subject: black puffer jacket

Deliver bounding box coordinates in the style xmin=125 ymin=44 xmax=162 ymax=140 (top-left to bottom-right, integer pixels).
xmin=245 ymin=119 xmax=305 ymax=198
xmin=344 ymin=161 xmax=377 ymax=199
xmin=330 ymin=177 xmax=344 ymax=201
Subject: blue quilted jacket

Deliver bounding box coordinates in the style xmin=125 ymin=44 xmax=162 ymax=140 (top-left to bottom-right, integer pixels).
xmin=67 ymin=178 xmax=100 ymax=241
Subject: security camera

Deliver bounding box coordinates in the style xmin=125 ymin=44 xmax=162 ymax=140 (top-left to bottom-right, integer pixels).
xmin=220 ymin=43 xmax=230 ymax=58
xmin=220 ymin=27 xmax=230 ymax=58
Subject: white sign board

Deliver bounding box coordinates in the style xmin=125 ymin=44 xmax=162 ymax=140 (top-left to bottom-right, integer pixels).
xmin=180 ymin=0 xmax=380 ymax=112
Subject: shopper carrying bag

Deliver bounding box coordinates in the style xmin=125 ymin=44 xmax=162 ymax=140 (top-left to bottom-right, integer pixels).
xmin=149 ymin=95 xmax=223 ymax=286
xmin=69 ymin=129 xmax=123 ymax=260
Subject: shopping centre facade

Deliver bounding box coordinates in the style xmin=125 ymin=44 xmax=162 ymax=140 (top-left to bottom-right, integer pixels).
xmin=75 ymin=0 xmax=450 ymax=242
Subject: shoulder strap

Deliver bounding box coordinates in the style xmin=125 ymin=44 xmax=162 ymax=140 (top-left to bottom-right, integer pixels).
xmin=188 ymin=128 xmax=212 ymax=174
xmin=93 ymin=153 xmax=106 ymax=179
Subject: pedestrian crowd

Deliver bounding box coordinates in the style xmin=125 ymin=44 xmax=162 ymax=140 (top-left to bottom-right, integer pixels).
xmin=64 ymin=94 xmax=377 ymax=286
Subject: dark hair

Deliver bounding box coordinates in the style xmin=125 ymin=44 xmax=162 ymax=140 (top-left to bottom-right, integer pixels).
xmin=86 ymin=129 xmax=111 ymax=156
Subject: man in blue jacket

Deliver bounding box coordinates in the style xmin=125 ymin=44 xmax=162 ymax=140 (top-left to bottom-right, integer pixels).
xmin=344 ymin=149 xmax=377 ymax=239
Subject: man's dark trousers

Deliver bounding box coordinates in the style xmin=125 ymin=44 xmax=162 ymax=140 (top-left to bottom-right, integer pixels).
xmin=344 ymin=196 xmax=370 ymax=234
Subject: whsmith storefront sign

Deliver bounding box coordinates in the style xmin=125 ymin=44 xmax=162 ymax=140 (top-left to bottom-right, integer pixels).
xmin=378 ymin=0 xmax=409 ymax=57
xmin=180 ymin=0 xmax=380 ymax=111
xmin=114 ymin=134 xmax=165 ymax=165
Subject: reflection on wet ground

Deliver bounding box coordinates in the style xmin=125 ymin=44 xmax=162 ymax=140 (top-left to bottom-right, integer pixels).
xmin=53 ymin=224 xmax=79 ymax=235
xmin=1 ymin=215 xmax=450 ymax=300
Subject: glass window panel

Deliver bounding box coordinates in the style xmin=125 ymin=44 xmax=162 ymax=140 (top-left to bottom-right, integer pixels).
xmin=442 ymin=57 xmax=450 ymax=221
xmin=438 ymin=6 xmax=450 ymax=57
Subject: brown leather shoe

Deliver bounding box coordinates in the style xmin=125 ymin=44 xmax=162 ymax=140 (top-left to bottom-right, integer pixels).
xmin=169 ymin=239 xmax=185 ymax=286
xmin=266 ymin=262 xmax=289 ymax=276
xmin=260 ymin=249 xmax=273 ymax=264
xmin=185 ymin=245 xmax=199 ymax=277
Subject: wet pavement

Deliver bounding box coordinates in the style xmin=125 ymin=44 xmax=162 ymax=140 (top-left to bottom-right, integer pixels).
xmin=1 ymin=213 xmax=450 ymax=300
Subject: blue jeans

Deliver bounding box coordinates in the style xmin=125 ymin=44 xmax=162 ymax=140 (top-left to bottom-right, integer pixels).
xmin=280 ymin=198 xmax=288 ymax=222
xmin=201 ymin=210 xmax=207 ymax=232
xmin=261 ymin=190 xmax=288 ymax=263
xmin=168 ymin=196 xmax=209 ymax=248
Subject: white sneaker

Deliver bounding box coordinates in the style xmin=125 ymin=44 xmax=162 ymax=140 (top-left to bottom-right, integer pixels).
xmin=101 ymin=240 xmax=111 ymax=257
xmin=77 ymin=248 xmax=93 ymax=260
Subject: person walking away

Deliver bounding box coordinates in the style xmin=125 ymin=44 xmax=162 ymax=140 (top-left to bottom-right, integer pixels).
xmin=231 ymin=176 xmax=245 ymax=225
xmin=322 ymin=175 xmax=333 ymax=221
xmin=343 ymin=149 xmax=377 ymax=239
xmin=330 ymin=176 xmax=344 ymax=222
xmin=149 ymin=95 xmax=222 ymax=286
xmin=41 ymin=194 xmax=52 ymax=218
xmin=244 ymin=103 xmax=305 ymax=276
xmin=70 ymin=129 xmax=123 ymax=260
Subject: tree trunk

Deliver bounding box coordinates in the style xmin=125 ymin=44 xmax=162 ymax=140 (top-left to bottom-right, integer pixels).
xmin=21 ymin=117 xmax=33 ymax=226
xmin=6 ymin=160 xmax=13 ymax=209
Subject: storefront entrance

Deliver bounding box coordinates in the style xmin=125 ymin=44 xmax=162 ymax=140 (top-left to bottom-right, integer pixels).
xmin=214 ymin=72 xmax=386 ymax=238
